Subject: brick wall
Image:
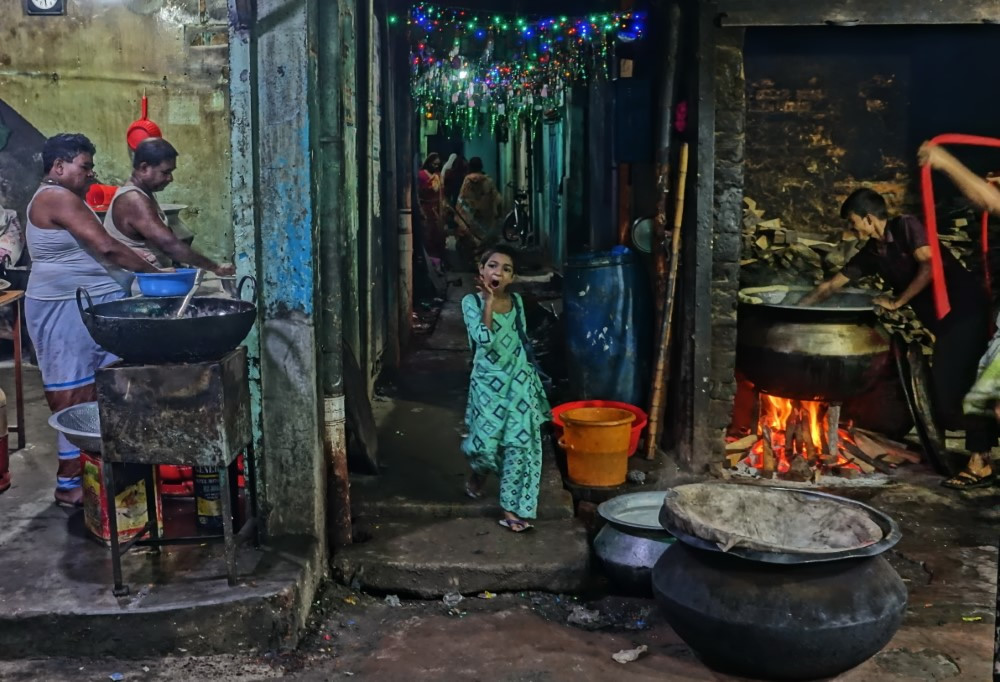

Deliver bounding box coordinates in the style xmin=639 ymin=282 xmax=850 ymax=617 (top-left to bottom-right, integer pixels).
xmin=743 ymin=31 xmax=911 ymax=237
xmin=707 ymin=30 xmax=747 ymax=442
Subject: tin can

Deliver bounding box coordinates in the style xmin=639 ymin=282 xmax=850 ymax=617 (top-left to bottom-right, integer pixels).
xmin=193 ymin=466 xmax=224 ymax=531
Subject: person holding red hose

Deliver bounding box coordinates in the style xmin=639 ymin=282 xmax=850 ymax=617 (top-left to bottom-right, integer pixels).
xmin=802 ymin=186 xmax=996 ymax=488
xmin=920 ymin=143 xmax=1000 ymax=487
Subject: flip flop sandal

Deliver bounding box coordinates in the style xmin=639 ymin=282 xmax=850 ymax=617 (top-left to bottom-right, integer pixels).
xmin=498 ymin=519 xmax=533 ymax=533
xmin=941 ymin=470 xmax=996 ymax=490
xmin=465 ymin=475 xmax=486 ymax=499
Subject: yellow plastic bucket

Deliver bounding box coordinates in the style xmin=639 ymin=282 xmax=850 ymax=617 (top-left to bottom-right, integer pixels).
xmin=558 ymin=407 xmax=636 ymax=487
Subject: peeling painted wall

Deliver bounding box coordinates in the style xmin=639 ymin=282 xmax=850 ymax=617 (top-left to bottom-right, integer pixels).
xmin=0 ymin=0 xmax=233 ymax=261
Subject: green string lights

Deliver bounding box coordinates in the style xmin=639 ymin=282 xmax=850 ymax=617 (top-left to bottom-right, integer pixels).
xmin=399 ymin=3 xmax=645 ymax=136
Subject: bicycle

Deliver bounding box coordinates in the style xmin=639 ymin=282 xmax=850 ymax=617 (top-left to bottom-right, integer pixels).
xmin=502 ymin=185 xmax=534 ymax=245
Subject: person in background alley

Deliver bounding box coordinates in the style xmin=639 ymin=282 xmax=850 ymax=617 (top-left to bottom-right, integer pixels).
xmin=103 ymin=137 xmax=234 ymax=276
xmin=442 ymin=153 xmax=468 ymax=208
xmin=462 ymin=245 xmax=550 ymax=532
xmin=25 ymin=133 xmax=162 ymax=507
xmin=801 ymin=187 xmax=997 ymax=489
xmin=922 ymin=143 xmax=1000 ymax=482
xmin=455 ymin=156 xmax=503 ymax=261
xmin=417 ymin=152 xmax=447 ymax=271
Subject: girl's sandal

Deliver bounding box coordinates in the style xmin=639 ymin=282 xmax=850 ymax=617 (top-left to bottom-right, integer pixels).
xmin=465 ymin=474 xmax=486 ymax=499
xmin=498 ymin=518 xmax=534 ymax=533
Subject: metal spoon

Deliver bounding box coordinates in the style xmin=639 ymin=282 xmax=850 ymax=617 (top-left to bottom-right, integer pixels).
xmin=174 ymin=268 xmax=205 ymax=319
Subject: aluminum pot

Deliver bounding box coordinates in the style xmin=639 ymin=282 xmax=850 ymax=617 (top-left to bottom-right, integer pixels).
xmin=737 ymin=286 xmax=892 ymax=402
xmin=593 ymin=492 xmax=676 ymax=595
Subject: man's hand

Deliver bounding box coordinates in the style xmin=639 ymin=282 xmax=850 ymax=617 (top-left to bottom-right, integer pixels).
xmin=918 ymin=142 xmax=947 ymax=169
xmin=873 ymin=295 xmax=899 ymax=311
xmin=213 ymin=264 xmax=237 ymax=277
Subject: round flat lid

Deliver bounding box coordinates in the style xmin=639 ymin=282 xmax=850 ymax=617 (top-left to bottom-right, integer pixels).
xmin=598 ymin=491 xmax=669 ymax=531
xmin=631 ymin=217 xmax=654 ymax=253
xmin=660 ymin=483 xmax=898 ymax=560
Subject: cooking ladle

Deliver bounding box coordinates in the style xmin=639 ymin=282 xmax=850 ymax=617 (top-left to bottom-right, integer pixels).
xmin=174 ymin=268 xmax=205 ymax=319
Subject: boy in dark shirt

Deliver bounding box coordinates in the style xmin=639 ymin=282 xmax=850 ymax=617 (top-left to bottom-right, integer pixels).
xmin=802 ymin=188 xmax=995 ymax=487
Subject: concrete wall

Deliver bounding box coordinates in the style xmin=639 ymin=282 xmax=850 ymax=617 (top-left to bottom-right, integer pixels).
xmin=0 ymin=0 xmax=234 ymax=261
xmin=252 ymin=0 xmax=325 ymax=541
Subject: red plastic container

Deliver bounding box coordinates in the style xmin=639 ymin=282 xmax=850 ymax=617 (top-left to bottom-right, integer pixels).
xmin=157 ymin=455 xmax=245 ymax=497
xmin=85 ymin=183 xmax=118 ymax=211
xmin=552 ymin=400 xmax=648 ymax=457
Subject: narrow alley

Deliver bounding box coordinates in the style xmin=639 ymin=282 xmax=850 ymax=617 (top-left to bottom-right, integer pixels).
xmin=1 ymin=0 xmax=1000 ymax=680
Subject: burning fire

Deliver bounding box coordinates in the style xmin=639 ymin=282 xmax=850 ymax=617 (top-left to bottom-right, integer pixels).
xmin=746 ymin=395 xmax=860 ymax=474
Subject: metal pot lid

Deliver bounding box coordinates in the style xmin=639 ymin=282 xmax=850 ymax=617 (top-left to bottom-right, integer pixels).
xmin=659 ymin=483 xmax=902 ymax=564
xmin=598 ymin=491 xmax=670 ymax=531
xmin=630 ymin=217 xmax=654 ymax=253
xmin=739 ymin=285 xmax=877 ymax=312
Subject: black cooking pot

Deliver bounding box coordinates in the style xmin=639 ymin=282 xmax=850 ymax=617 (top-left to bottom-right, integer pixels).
xmin=652 ymin=543 xmax=907 ymax=680
xmin=737 ymin=286 xmax=892 ymax=402
xmin=77 ymin=277 xmax=257 ymax=364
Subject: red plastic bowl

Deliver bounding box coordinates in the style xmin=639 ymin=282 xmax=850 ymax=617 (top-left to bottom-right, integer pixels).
xmin=552 ymin=400 xmax=648 ymax=457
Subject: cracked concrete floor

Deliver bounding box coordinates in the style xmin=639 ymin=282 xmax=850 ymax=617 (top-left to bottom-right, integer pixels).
xmin=1 ymin=470 xmax=996 ymax=681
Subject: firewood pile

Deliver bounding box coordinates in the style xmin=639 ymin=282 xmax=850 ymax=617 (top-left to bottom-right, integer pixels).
xmin=720 ymin=402 xmax=922 ymax=484
xmin=739 ymin=196 xmax=984 ymax=355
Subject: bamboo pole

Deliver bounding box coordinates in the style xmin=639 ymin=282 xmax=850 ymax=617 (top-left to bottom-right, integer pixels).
xmin=644 ymin=142 xmax=690 ymax=459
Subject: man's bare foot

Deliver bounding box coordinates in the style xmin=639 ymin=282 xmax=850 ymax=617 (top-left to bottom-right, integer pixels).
xmin=54 ymin=487 xmax=83 ymax=508
xmin=942 ymin=452 xmax=994 ymax=489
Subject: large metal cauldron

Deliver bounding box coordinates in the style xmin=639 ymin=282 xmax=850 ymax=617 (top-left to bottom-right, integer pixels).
xmin=652 ymin=544 xmax=907 ymax=680
xmin=652 ymin=484 xmax=907 ymax=680
xmin=737 ymin=286 xmax=891 ymax=402
xmin=77 ymin=282 xmax=256 ymax=365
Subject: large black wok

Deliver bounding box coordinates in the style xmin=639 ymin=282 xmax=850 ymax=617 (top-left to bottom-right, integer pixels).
xmin=77 ymin=278 xmax=257 ymax=365
xmin=737 ymin=286 xmax=892 ymax=402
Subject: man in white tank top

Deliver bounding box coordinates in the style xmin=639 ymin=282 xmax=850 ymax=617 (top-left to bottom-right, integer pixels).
xmin=26 ymin=133 xmax=163 ymax=507
xmin=104 ymin=138 xmax=235 ymax=275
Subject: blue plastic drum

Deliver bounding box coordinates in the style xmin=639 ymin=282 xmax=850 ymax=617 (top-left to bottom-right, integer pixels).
xmin=563 ymin=248 xmax=651 ymax=407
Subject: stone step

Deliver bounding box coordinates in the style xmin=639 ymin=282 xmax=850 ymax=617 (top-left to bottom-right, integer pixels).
xmin=349 ymin=490 xmax=576 ymax=521
xmin=331 ymin=517 xmax=594 ymax=598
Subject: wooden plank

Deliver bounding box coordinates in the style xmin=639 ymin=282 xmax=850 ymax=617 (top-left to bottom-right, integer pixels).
xmin=726 ymin=433 xmax=757 ymax=452
xmin=854 ymin=429 xmax=922 ymax=464
xmin=843 ymin=439 xmax=892 ymax=475
xmin=717 ymin=0 xmax=1000 ymax=26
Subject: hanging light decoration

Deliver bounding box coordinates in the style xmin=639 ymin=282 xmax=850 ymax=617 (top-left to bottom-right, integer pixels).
xmin=397 ymin=3 xmax=646 ymax=136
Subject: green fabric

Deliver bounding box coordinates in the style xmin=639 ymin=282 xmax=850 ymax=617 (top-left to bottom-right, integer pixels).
xmin=461 ymin=292 xmax=550 ymax=519
xmin=964 ymin=350 xmax=1000 ymax=418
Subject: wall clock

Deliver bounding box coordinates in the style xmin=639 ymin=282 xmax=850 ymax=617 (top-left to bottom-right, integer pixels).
xmin=24 ymin=0 xmax=66 ymax=16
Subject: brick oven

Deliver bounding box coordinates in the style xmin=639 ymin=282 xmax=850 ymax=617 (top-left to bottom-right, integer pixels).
xmin=675 ymin=1 xmax=1000 ymax=474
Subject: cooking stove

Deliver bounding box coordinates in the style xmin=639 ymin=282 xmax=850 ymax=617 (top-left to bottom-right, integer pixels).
xmin=95 ymin=346 xmax=256 ymax=596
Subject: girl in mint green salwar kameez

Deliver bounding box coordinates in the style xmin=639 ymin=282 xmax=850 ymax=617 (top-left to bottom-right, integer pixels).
xmin=461 ymin=247 xmax=550 ymax=532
